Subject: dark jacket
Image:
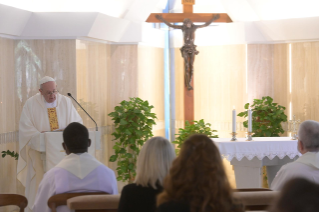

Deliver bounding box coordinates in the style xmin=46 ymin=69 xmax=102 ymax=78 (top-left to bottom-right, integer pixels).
xmin=118 ymin=183 xmax=163 ymax=212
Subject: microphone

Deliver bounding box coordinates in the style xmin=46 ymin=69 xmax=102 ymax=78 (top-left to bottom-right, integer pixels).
xmin=67 ymin=93 xmax=98 ymax=131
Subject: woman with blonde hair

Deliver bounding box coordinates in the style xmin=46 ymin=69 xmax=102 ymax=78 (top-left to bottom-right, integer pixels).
xmin=157 ymin=134 xmax=243 ymax=212
xmin=118 ymin=136 xmax=176 ymax=212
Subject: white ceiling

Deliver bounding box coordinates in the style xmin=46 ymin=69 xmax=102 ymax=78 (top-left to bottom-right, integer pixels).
xmin=1 ymin=0 xmax=319 ymax=22
xmin=0 ymin=0 xmax=166 ymax=18
xmin=1 ymin=0 xmax=319 ymax=45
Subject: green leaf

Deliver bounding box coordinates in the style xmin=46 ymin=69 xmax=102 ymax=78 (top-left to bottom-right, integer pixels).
xmin=109 ymin=155 xmax=117 ymax=162
xmin=276 ymin=110 xmax=282 ymax=115
xmin=125 ymin=129 xmax=131 ymax=135
xmin=119 ymin=148 xmax=126 ymax=154
xmin=120 ymin=119 xmax=128 ymax=125
xmin=237 ymin=112 xmax=247 ymax=117
xmin=125 ymin=153 xmax=132 ymax=158
xmin=244 ymin=103 xmax=250 ymax=109
xmin=265 ymin=131 xmax=271 ymax=137
xmin=128 ymin=163 xmax=134 ymax=170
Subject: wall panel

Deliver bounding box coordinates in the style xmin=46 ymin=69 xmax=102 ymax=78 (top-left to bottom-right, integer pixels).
xmin=247 ymin=44 xmax=274 ymax=103
xmin=193 ymin=45 xmax=247 ymax=138
xmin=291 ymin=42 xmax=319 ymax=122
xmin=138 ymin=45 xmax=165 ymax=137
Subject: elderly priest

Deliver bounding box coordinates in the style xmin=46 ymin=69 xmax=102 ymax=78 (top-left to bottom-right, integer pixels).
xmin=271 ymin=120 xmax=319 ymax=190
xmin=17 ymin=76 xmax=83 ymax=211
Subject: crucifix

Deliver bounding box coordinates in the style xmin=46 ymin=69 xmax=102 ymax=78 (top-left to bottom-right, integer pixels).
xmin=146 ymin=0 xmax=232 ymax=124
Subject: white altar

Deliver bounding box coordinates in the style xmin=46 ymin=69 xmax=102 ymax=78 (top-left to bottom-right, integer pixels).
xmin=213 ymin=137 xmax=301 ymax=188
xmin=30 ymin=131 xmax=101 ymax=171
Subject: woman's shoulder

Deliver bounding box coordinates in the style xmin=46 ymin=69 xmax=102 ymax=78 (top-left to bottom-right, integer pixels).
xmin=123 ymin=183 xmax=162 ymax=191
xmin=122 ymin=183 xmax=139 ymax=190
xmin=157 ymin=201 xmax=190 ymax=212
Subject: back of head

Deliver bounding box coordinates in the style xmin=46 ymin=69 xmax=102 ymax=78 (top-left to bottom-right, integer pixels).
xmin=298 ymin=120 xmax=319 ymax=152
xmin=158 ymin=134 xmax=238 ymax=212
xmin=135 ymin=136 xmax=175 ymax=189
xmin=63 ymin=122 xmax=89 ymax=153
xmin=270 ymin=178 xmax=319 ymax=212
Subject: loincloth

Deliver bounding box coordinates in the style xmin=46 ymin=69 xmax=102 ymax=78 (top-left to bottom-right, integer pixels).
xmin=180 ymin=45 xmax=199 ymax=55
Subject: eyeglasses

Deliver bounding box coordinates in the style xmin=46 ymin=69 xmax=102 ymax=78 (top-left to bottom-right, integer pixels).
xmin=42 ymin=90 xmax=59 ymax=96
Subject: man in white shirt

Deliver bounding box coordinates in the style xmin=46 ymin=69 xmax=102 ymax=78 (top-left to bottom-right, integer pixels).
xmin=17 ymin=76 xmax=83 ymax=211
xmin=33 ymin=122 xmax=118 ymax=212
xmin=271 ymin=120 xmax=319 ymax=190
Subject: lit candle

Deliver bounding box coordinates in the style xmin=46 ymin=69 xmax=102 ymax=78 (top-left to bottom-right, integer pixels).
xmin=232 ymin=106 xmax=236 ymax=132
xmin=248 ymin=108 xmax=252 ymax=132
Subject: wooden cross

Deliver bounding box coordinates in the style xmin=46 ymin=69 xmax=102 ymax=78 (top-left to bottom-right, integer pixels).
xmin=146 ymin=0 xmax=232 ymax=125
xmin=146 ymin=0 xmax=232 ymax=23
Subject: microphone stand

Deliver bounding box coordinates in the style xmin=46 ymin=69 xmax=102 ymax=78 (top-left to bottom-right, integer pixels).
xmin=67 ymin=93 xmax=98 ymax=131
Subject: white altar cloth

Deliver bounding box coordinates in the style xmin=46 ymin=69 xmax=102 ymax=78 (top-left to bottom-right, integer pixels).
xmin=213 ymin=137 xmax=301 ymax=188
xmin=213 ymin=137 xmax=301 ymax=161
xmin=30 ymin=131 xmax=101 ymax=172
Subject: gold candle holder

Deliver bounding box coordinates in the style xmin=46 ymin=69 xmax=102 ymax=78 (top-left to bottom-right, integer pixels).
xmin=289 ymin=115 xmax=300 ymax=140
xmin=230 ymin=132 xmax=237 ymax=141
xmin=246 ymin=132 xmax=254 ymax=141
xmin=291 ymin=133 xmax=298 ymax=140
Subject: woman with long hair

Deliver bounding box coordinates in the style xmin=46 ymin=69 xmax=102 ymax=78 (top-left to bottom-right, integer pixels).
xmin=157 ymin=134 xmax=243 ymax=212
xmin=118 ymin=136 xmax=176 ymax=212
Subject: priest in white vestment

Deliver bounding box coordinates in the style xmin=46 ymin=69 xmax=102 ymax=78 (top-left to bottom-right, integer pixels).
xmin=17 ymin=76 xmax=83 ymax=211
xmin=271 ymin=120 xmax=319 ymax=190
xmin=33 ymin=122 xmax=118 ymax=212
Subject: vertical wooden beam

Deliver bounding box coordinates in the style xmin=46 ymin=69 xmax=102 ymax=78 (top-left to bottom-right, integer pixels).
xmin=184 ymin=79 xmax=194 ymax=125
xmin=183 ymin=5 xmax=193 ymax=13
xmin=182 ymin=0 xmax=194 ymax=14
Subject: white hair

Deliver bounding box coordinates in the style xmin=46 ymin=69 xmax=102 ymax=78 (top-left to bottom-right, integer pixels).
xmin=298 ymin=120 xmax=319 ymax=152
xmin=135 ymin=136 xmax=175 ymax=189
xmin=39 ymin=76 xmax=55 ymax=89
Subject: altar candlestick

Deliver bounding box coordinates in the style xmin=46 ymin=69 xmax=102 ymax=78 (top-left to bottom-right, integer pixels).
xmin=232 ymin=107 xmax=236 ymax=132
xmin=248 ymin=109 xmax=252 ymax=132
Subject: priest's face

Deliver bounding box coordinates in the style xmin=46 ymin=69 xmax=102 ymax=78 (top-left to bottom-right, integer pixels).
xmin=39 ymin=81 xmax=58 ymax=103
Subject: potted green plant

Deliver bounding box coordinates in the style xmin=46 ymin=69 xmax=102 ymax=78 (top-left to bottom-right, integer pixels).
xmin=237 ymin=96 xmax=287 ymax=137
xmin=108 ymin=97 xmax=157 ymax=183
xmin=172 ymin=119 xmax=219 ymax=155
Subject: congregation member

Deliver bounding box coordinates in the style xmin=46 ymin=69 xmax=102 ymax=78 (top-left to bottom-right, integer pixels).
xmin=17 ymin=76 xmax=83 ymax=211
xmin=271 ymin=120 xmax=319 ymax=190
xmin=157 ymin=134 xmax=243 ymax=212
xmin=33 ymin=122 xmax=118 ymax=212
xmin=118 ymin=136 xmax=175 ymax=212
xmin=270 ymin=178 xmax=319 ymax=212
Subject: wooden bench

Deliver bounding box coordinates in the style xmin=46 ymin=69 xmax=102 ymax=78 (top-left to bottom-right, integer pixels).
xmin=234 ymin=191 xmax=279 ymax=211
xmin=48 ymin=192 xmax=108 ymax=212
xmin=67 ymin=194 xmax=120 ymax=212
xmin=0 ymin=194 xmax=28 ymax=212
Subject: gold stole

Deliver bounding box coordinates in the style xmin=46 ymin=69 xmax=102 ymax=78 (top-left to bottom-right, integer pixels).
xmin=47 ymin=108 xmax=59 ymax=131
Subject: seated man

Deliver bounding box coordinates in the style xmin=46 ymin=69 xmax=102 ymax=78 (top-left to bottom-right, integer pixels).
xmin=33 ymin=122 xmax=118 ymax=212
xmin=271 ymin=120 xmax=319 ymax=190
xmin=270 ymin=178 xmax=319 ymax=212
